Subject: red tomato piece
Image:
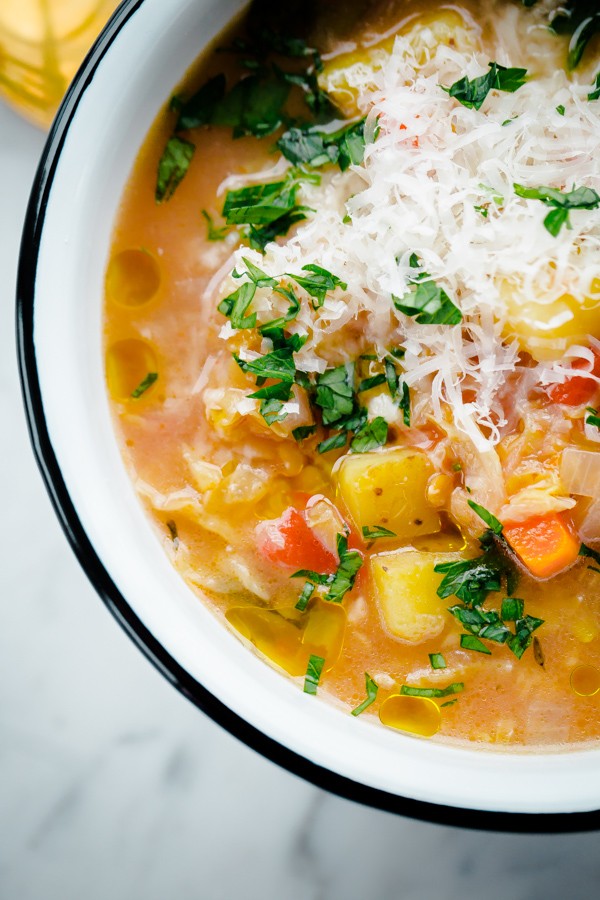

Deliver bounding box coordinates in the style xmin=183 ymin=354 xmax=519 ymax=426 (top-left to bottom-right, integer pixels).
xmin=256 ymin=507 xmax=338 ymax=574
xmin=548 ymin=351 xmax=600 ymax=406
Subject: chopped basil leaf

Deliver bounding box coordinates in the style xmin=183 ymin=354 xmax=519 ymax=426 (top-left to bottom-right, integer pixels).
xmin=314 ymin=364 xmax=355 ymax=425
xmin=429 ymin=653 xmax=447 ymax=670
xmin=210 ymin=72 xmax=290 ymax=137
xmin=441 ymin=62 xmax=527 ymax=110
xmin=501 ymin=597 xmax=525 ymax=621
xmin=550 ymin=3 xmax=600 ymax=70
xmin=291 ymin=568 xmax=330 ymax=585
xmin=292 ymin=424 xmax=317 ymax=442
xmin=156 ymin=136 xmax=195 ymax=203
xmin=295 ymin=581 xmax=315 ymax=611
xmin=287 ymin=263 xmax=347 ymax=308
xmin=400 ymin=683 xmax=464 ymax=699
xmin=260 ymin=397 xmax=288 ymax=425
xmin=317 ymin=430 xmax=349 ymax=454
xmin=589 ymin=72 xmax=600 ymax=101
xmin=393 ymin=257 xmax=462 ymax=325
xmin=236 ymin=257 xmax=278 ymax=288
xmin=441 ymin=699 xmax=458 ymax=708
xmin=448 ymin=605 xmax=510 ymax=643
xmin=249 ymin=380 xmax=292 ymax=401
xmin=235 ymin=346 xmax=296 ymax=381
xmin=223 ymin=175 xmax=306 ymax=226
xmin=435 ymin=530 xmax=517 ymax=607
xmin=513 ymin=182 xmax=600 ymax=236
xmin=324 ymin=534 xmax=363 ymax=603
xmin=362 ymin=525 xmax=397 ymax=539
xmin=176 ymin=73 xmax=227 ymax=130
xmin=467 ymin=499 xmax=503 ymax=535
xmin=279 ymin=69 xmax=335 ymax=117
xmin=506 ymin=615 xmax=544 ymax=659
xmin=586 ymin=410 xmax=600 ymax=429
xmin=357 ymin=374 xmax=387 ymax=393
xmin=131 ymin=372 xmax=158 ymax=398
xmin=556 ymin=104 xmax=566 ymax=115
xmin=218 ymin=281 xmax=257 ymax=329
xmin=460 ymin=634 xmax=492 ymax=654
xmin=350 ymin=416 xmax=388 ymax=453
xmin=201 ymin=209 xmax=230 ymax=241
xmin=351 ymin=673 xmax=379 ymax=716
xmin=277 ymin=119 xmax=366 ymax=172
xmin=474 ymin=204 xmax=489 ymax=217
xmin=304 ymin=654 xmax=325 ymax=695
xmin=399 ymin=381 xmax=411 ymax=427
xmin=248 ymin=210 xmax=309 ymax=253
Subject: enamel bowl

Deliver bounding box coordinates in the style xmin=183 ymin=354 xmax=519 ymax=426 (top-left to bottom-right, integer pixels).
xmin=17 ymin=0 xmax=600 ymax=831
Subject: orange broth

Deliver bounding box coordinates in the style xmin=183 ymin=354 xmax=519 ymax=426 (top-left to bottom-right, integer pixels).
xmin=104 ymin=0 xmax=600 ymax=747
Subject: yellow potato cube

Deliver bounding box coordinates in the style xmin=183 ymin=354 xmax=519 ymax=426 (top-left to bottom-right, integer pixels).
xmin=371 ymin=549 xmax=464 ymax=643
xmin=336 ymin=448 xmax=441 ymax=539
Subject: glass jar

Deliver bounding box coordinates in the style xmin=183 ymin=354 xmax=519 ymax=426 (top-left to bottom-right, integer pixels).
xmin=0 ymin=0 xmax=120 ymax=128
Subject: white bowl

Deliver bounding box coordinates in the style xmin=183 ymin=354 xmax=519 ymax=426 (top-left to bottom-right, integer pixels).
xmin=16 ymin=0 xmax=600 ymax=830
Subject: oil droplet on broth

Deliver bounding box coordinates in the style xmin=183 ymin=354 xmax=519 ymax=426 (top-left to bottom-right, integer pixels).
xmin=570 ymin=665 xmax=600 ymax=697
xmin=106 ymin=339 xmax=158 ymax=400
xmin=226 ymin=600 xmax=346 ymax=677
xmin=379 ymin=694 xmax=442 ymax=737
xmin=106 ymin=249 xmax=161 ymax=307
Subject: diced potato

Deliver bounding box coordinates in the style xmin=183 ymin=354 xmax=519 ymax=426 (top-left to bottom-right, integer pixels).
xmin=336 ymin=448 xmax=441 ymax=539
xmin=319 ymin=11 xmax=479 ymax=117
xmin=371 ymin=549 xmax=464 ymax=643
xmin=501 ymin=276 xmax=600 ymax=362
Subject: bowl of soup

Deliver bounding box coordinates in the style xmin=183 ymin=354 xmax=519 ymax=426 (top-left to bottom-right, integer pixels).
xmin=17 ymin=0 xmax=600 ymax=829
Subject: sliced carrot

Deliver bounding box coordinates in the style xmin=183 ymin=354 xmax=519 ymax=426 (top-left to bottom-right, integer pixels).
xmin=503 ymin=513 xmax=580 ymax=580
xmin=547 ymin=350 xmax=600 ymax=406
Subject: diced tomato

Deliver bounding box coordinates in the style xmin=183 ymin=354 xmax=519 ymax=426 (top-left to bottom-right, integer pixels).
xmin=503 ymin=512 xmax=580 ymax=580
xmin=256 ymin=507 xmax=338 ymax=574
xmin=547 ymin=350 xmax=600 ymax=406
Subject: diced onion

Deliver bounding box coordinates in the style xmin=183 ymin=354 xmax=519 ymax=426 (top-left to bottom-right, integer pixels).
xmin=560 ymin=447 xmax=600 ymax=498
xmin=578 ymin=498 xmax=600 ymax=545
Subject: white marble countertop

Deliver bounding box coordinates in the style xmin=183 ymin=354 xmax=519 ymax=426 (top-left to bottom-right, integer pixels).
xmin=2 ymin=99 xmax=600 ymax=900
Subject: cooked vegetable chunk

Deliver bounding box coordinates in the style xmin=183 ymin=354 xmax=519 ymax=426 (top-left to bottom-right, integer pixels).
xmin=371 ymin=549 xmax=464 ymax=642
xmin=336 ymin=449 xmax=441 ymax=539
xmin=503 ymin=513 xmax=580 ymax=579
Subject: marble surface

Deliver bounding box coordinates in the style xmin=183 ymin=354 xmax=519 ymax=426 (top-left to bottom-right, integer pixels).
xmin=2 ymin=98 xmax=600 ymax=900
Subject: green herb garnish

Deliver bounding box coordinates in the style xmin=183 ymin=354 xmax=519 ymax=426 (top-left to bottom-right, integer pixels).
xmin=362 ymin=525 xmax=397 ymax=540
xmin=295 ymin=582 xmax=315 ymax=612
xmin=513 ymin=182 xmax=600 ymax=236
xmin=589 ymin=72 xmax=600 ymax=101
xmin=278 ymin=119 xmax=366 ymax=172
xmin=550 ymin=2 xmax=600 ymax=70
xmin=292 ymin=425 xmax=317 ymax=442
xmin=131 ymin=372 xmax=158 ymax=398
xmin=435 ymin=531 xmax=516 ymax=607
xmin=556 ymin=104 xmax=566 ymax=115
xmin=304 ymin=654 xmax=325 ymax=695
xmin=441 ymin=62 xmax=527 ymax=110
xmin=324 ymin=534 xmax=363 ymax=603
xmin=393 ymin=255 xmax=462 ymax=325
xmin=429 ymin=653 xmax=447 ymax=670
xmin=351 ymin=673 xmax=379 ymax=716
xmin=580 ymin=543 xmax=600 ymax=566
xmin=350 ymin=416 xmax=388 ymax=453
xmin=585 ymin=407 xmax=600 ymax=429
xmin=467 ymin=499 xmax=503 ymax=535
xmin=400 ymin=683 xmax=464 ymax=699
xmin=506 ymin=615 xmax=544 ymax=659
xmin=201 ymin=209 xmax=230 ymax=241
xmin=156 ymin=136 xmax=195 ymax=203
xmin=460 ymin=634 xmax=492 ymax=654
xmin=287 ymin=264 xmax=347 ymax=308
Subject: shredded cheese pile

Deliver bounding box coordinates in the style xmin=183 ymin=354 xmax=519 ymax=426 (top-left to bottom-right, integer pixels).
xmin=215 ymin=34 xmax=600 ymax=451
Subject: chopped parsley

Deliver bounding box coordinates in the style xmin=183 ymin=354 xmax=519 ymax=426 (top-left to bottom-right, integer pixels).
xmin=513 ymin=182 xmax=600 ymax=236
xmin=351 ymin=673 xmax=379 ymax=716
xmin=400 ymin=683 xmax=464 ymax=699
xmin=304 ymin=654 xmax=325 ymax=695
xmin=131 ymin=372 xmax=158 ymax=398
xmin=393 ymin=255 xmax=462 ymax=325
xmin=441 ymin=62 xmax=527 ymax=110
xmin=362 ymin=525 xmax=397 ymax=540
xmin=429 ymin=653 xmax=447 ymax=670
xmin=435 ymin=530 xmax=517 ymax=607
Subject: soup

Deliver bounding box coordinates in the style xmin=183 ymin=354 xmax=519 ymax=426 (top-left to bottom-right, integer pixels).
xmin=104 ymin=0 xmax=600 ymax=747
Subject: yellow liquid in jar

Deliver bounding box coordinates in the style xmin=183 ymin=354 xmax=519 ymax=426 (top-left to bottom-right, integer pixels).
xmin=0 ymin=0 xmax=119 ymax=127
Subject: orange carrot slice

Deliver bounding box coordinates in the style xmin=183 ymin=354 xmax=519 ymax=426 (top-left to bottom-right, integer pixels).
xmin=503 ymin=513 xmax=580 ymax=580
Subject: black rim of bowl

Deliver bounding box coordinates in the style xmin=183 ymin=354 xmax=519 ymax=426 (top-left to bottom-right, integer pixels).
xmin=14 ymin=0 xmax=600 ymax=833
